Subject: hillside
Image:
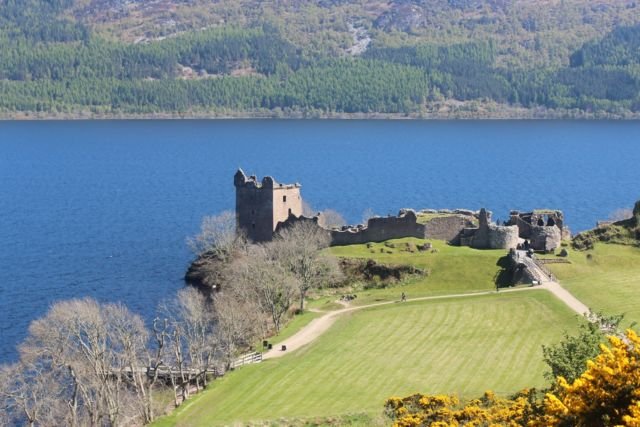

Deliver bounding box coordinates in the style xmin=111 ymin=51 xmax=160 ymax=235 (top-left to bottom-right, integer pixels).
xmin=1 ymin=0 xmax=640 ymax=118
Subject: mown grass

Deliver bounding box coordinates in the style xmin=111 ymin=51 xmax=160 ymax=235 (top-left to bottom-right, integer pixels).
xmin=542 ymin=243 xmax=640 ymax=326
xmin=153 ymin=291 xmax=579 ymax=426
xmin=328 ymin=238 xmax=506 ymax=305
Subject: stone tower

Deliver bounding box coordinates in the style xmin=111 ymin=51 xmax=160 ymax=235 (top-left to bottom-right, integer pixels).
xmin=234 ymin=169 xmax=303 ymax=242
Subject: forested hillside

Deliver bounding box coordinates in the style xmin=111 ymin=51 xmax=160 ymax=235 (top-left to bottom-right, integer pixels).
xmin=1 ymin=0 xmax=640 ymax=118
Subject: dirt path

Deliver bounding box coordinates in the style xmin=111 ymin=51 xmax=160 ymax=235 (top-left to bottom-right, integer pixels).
xmin=541 ymin=281 xmax=590 ymax=316
xmin=263 ymin=286 xmax=542 ymax=359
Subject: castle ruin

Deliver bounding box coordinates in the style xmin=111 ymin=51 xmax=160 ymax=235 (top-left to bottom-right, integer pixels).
xmin=458 ymin=209 xmax=520 ymax=249
xmin=234 ymin=169 xmax=566 ymax=251
xmin=506 ymin=210 xmax=569 ymax=252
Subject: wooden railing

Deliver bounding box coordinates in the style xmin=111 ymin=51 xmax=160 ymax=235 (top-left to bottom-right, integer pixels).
xmin=537 ymin=258 xmax=571 ymax=265
xmin=123 ymin=351 xmax=263 ymax=383
xmin=230 ymin=351 xmax=263 ymax=369
xmin=532 ymin=256 xmax=556 ymax=281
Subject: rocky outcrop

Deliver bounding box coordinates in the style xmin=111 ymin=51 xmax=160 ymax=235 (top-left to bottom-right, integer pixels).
xmin=572 ymin=200 xmax=640 ymax=250
xmin=339 ymin=258 xmax=426 ymax=283
xmin=184 ymin=253 xmax=225 ymax=291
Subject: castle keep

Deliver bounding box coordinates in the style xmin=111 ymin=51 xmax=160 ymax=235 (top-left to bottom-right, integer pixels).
xmin=234 ymin=169 xmax=302 ymax=242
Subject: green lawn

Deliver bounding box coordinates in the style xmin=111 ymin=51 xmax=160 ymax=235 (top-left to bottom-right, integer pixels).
xmin=543 ymin=243 xmax=640 ymax=326
xmin=154 ymin=290 xmax=580 ymax=426
xmin=327 ymin=238 xmax=506 ymax=305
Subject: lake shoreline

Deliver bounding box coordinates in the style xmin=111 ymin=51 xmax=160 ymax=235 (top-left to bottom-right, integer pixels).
xmin=3 ymin=104 xmax=640 ymax=121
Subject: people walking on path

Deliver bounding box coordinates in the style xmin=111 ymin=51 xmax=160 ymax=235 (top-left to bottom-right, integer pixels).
xmin=401 ymin=292 xmax=406 ymax=302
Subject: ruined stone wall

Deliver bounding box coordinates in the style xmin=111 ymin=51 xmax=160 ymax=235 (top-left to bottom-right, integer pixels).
xmin=423 ymin=215 xmax=476 ymax=243
xmin=330 ymin=211 xmax=426 ymax=246
xmin=530 ymin=225 xmax=562 ymax=252
xmin=459 ymin=208 xmax=518 ymax=250
xmin=274 ymin=214 xmax=329 ymax=240
xmin=508 ymin=209 xmax=566 ymax=252
xmin=509 ymin=214 xmax=533 ymax=239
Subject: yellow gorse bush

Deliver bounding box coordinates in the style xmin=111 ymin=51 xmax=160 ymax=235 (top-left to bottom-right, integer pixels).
xmin=386 ymin=330 xmax=640 ymax=427
xmin=385 ymin=390 xmax=537 ymax=426
xmin=537 ymin=329 xmax=640 ymax=426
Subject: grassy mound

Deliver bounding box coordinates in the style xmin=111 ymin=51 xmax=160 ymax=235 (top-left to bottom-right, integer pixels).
xmin=327 ymin=238 xmax=506 ymax=305
xmin=153 ymin=291 xmax=580 ymax=426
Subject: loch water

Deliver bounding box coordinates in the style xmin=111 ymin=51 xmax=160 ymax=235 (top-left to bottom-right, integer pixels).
xmin=1 ymin=119 xmax=639 ymax=362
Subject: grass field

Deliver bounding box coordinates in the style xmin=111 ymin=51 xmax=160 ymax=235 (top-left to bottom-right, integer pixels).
xmin=154 ymin=290 xmax=580 ymax=426
xmin=327 ymin=238 xmax=506 ymax=305
xmin=542 ymin=243 xmax=640 ymax=326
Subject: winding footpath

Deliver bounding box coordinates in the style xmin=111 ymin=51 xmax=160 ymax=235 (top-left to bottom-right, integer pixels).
xmin=263 ymin=277 xmax=589 ymax=360
xmin=264 ymin=263 xmax=591 ymax=360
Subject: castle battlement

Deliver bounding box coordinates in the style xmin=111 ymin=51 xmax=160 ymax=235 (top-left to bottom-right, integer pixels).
xmin=234 ymin=169 xmax=301 ymax=190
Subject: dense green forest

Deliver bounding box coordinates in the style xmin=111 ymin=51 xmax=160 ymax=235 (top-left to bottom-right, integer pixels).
xmin=1 ymin=0 xmax=639 ymax=118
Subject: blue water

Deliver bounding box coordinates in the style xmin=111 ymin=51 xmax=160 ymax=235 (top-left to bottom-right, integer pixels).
xmin=1 ymin=120 xmax=639 ymax=362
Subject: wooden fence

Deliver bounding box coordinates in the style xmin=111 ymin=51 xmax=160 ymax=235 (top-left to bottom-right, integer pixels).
xmin=230 ymin=351 xmax=263 ymax=369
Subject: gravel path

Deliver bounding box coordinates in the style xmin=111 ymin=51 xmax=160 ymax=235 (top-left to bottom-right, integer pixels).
xmin=542 ymin=281 xmax=590 ymax=316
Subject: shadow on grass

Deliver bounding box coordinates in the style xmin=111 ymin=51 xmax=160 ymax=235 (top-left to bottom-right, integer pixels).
xmin=494 ymin=255 xmax=513 ymax=289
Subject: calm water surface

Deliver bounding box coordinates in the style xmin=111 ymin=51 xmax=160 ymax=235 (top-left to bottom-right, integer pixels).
xmin=1 ymin=120 xmax=639 ymax=362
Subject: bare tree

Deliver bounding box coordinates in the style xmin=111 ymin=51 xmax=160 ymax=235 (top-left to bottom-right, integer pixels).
xmin=160 ymin=288 xmax=218 ymax=405
xmin=187 ymin=211 xmax=244 ymax=261
xmin=20 ymin=299 xmax=101 ymax=426
xmin=274 ymin=221 xmax=342 ymax=312
xmin=361 ymin=208 xmax=375 ymax=225
xmin=0 ymin=362 xmax=62 ymax=427
xmin=103 ymin=303 xmax=158 ymax=424
xmin=213 ymin=291 xmax=262 ymax=370
xmin=240 ymin=245 xmax=297 ymax=333
xmin=301 ymin=200 xmax=316 ymax=217
xmin=318 ymin=209 xmax=347 ymax=229
xmin=19 ymin=298 xmax=152 ymax=427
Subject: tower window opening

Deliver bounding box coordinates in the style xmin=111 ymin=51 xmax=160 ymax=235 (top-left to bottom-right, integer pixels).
xmin=283 ymin=195 xmax=287 ymax=202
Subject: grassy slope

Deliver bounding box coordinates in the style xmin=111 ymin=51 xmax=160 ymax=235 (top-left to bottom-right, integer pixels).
xmin=327 ymin=238 xmax=505 ymax=305
xmin=154 ymin=291 xmax=579 ymax=426
xmin=542 ymin=243 xmax=640 ymax=326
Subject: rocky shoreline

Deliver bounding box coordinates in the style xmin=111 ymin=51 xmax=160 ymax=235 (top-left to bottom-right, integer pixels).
xmin=3 ymin=103 xmax=640 ymax=121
